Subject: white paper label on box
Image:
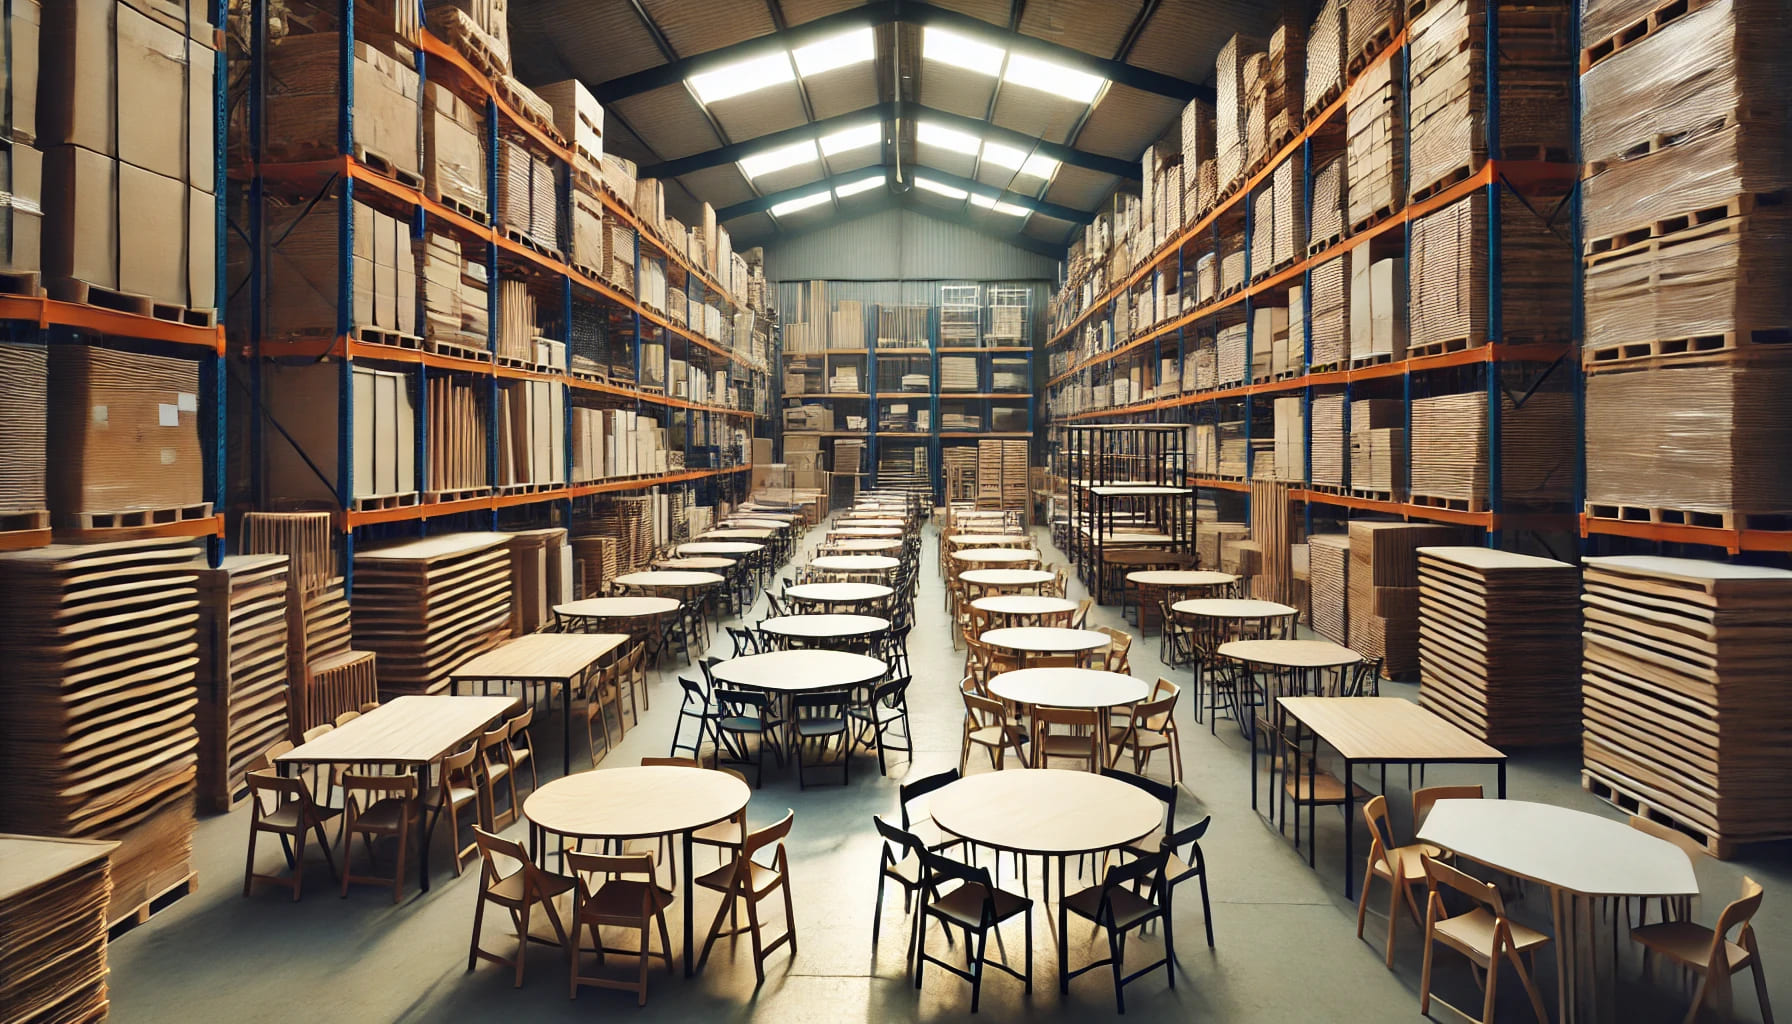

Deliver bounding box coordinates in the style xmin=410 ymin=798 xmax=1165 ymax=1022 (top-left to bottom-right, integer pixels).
xmin=158 ymin=403 xmax=180 ymax=427
xmin=92 ymin=406 xmax=109 ymax=425
xmin=176 ymin=392 xmax=198 ymax=412
xmin=161 ymin=448 xmax=178 ymax=465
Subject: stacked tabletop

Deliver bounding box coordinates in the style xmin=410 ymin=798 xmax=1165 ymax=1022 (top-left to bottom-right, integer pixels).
xmin=1417 ymin=547 xmax=1580 ymax=747
xmin=1580 ymin=556 xmax=1792 ymax=856
xmin=351 ymin=534 xmax=515 ymax=697
xmin=195 ymin=555 xmax=294 ymax=812
xmin=0 ymin=834 xmax=116 ymax=1022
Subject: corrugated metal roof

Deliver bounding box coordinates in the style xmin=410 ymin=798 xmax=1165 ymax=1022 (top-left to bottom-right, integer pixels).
xmin=927 ymin=0 xmax=1015 ymax=29
xmin=804 ymin=64 xmax=882 ymax=120
xmin=638 ymin=0 xmax=778 ymax=58
xmin=1019 ymin=0 xmax=1143 ymax=59
xmin=824 ymin=147 xmax=883 ymax=176
xmin=1045 ymin=165 xmax=1120 ymax=210
xmin=752 ymin=161 xmax=831 ymax=197
xmin=1125 ymin=0 xmax=1274 ymax=83
xmin=1025 ymin=214 xmax=1079 ymax=243
xmin=761 ymin=205 xmax=1060 ymax=281
xmin=779 ymin=0 xmax=867 ymax=26
xmin=914 ymin=144 xmax=978 ymax=180
xmin=612 ymin=86 xmax=725 ymax=160
xmin=1073 ymin=85 xmax=1184 ymax=159
xmin=677 ymin=165 xmax=759 ymax=209
xmin=918 ymin=64 xmax=998 ymax=120
xmin=991 ymin=89 xmax=1083 ymax=145
xmin=709 ymin=84 xmax=811 ymax=141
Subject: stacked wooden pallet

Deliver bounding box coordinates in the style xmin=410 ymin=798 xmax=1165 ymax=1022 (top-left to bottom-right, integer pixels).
xmin=571 ymin=534 xmax=620 ymax=598
xmin=0 ymin=538 xmax=201 ymax=926
xmin=587 ymin=497 xmax=655 ymax=574
xmin=1310 ymin=394 xmax=1346 ymax=487
xmin=1308 ymin=533 xmax=1350 ymax=645
xmin=1345 ymin=52 xmax=1403 ymax=231
xmin=1305 ymin=0 xmax=1345 ymax=114
xmin=1410 ymin=388 xmax=1575 ymax=510
xmin=1418 ymin=547 xmax=1580 ymax=746
xmin=194 ymin=556 xmax=292 ymax=812
xmin=1348 ymin=521 xmax=1456 ymax=676
xmin=350 ymin=534 xmax=513 ymax=697
xmin=1248 ymin=480 xmax=1295 ymax=605
xmin=1581 ymin=556 xmax=1792 ymax=856
xmin=48 ymin=347 xmax=204 ymax=525
xmin=1409 ymin=189 xmax=1573 ymax=352
xmin=0 ymin=835 xmax=114 ymax=1022
xmin=1216 ymin=324 xmax=1248 ymax=386
xmin=1310 ymin=157 xmax=1345 ymax=250
xmin=1347 ymin=0 xmax=1402 ymax=67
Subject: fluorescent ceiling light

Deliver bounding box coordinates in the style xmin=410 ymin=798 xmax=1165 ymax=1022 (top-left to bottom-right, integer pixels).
xmin=738 ymin=139 xmax=819 ymax=179
xmin=793 ymin=26 xmax=874 ymax=77
xmin=979 ymin=140 xmax=1060 ymax=179
xmin=915 ymin=176 xmax=969 ymax=200
xmin=918 ymin=120 xmax=980 ymax=155
xmin=770 ymin=190 xmax=830 ymax=217
xmin=923 ymin=26 xmax=1004 ymax=76
xmin=1003 ymin=52 xmax=1104 ymax=103
xmin=819 ymin=122 xmax=881 ymax=157
xmin=971 ymin=194 xmax=1030 ymax=216
xmin=689 ymin=51 xmax=794 ymax=104
xmin=834 ymin=174 xmax=886 ymax=198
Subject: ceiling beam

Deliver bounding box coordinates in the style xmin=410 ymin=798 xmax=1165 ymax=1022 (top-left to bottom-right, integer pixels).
xmin=591 ymin=0 xmax=1207 ymax=104
xmin=640 ymin=102 xmax=1135 ymax=180
xmin=718 ymin=164 xmax=1091 ymax=223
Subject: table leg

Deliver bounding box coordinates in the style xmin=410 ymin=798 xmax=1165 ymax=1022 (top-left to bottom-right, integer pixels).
xmin=415 ymin=763 xmax=434 ymax=893
xmin=561 ymin=679 xmax=573 ymax=778
xmin=1497 ymin=760 xmax=1507 ymax=800
xmin=682 ymin=830 xmax=696 ymax=977
xmin=1552 ymin=887 xmax=1573 ymax=1024
xmin=1057 ymin=855 xmax=1069 ymax=994
xmin=1341 ymin=760 xmax=1355 ymax=899
xmin=1250 ymin=713 xmax=1259 ymax=812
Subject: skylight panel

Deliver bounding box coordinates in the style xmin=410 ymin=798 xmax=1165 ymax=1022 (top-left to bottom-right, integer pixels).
xmin=834 ymin=174 xmax=886 ymax=198
xmin=1003 ymin=52 xmax=1104 ymax=104
xmin=917 ymin=121 xmax=981 ymax=156
xmin=769 ymin=190 xmax=830 ymax=217
xmin=970 ymin=194 xmax=1030 ymax=216
xmin=819 ymin=122 xmax=881 ymax=157
xmin=793 ymin=27 xmax=874 ymax=77
xmin=923 ymin=26 xmax=1004 ymax=76
xmin=739 ymin=139 xmax=819 ymax=179
xmin=915 ymin=177 xmax=969 ymax=200
xmin=979 ymin=141 xmax=1060 ymax=179
xmin=689 ymin=51 xmax=795 ymax=104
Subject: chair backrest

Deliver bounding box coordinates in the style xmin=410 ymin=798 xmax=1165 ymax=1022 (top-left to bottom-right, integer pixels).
xmin=473 ymin=826 xmax=531 ymax=886
xmin=641 ymin=756 xmax=700 ymax=768
xmin=1422 ymin=852 xmax=1509 ymax=918
xmin=342 ymin=771 xmax=418 ymax=811
xmin=743 ymin=809 xmax=795 ymax=859
xmin=918 ymin=850 xmax=999 ymax=917
xmin=714 ymin=688 xmax=770 ymax=721
xmin=1361 ymin=795 xmax=1399 ymax=873
xmin=301 ymin=723 xmax=334 ymax=743
xmin=1100 ymin=767 xmax=1177 ymax=833
xmin=698 ymin=656 xmax=722 ymax=688
xmin=873 ymin=675 xmax=911 ymax=708
xmin=1163 ymin=816 xmax=1212 ymax=860
xmin=335 ymin=710 xmax=361 ymax=726
xmin=508 ymin=707 xmax=535 ymax=736
xmin=793 ymin=689 xmax=850 ymax=717
xmin=1033 ymin=705 xmax=1100 ymax=732
xmin=1413 ymin=786 xmax=1484 ymax=831
xmin=565 ymin=850 xmax=657 ymax=901
xmin=480 ymin=726 xmax=511 ymax=760
xmin=1626 ymin=814 xmax=1707 ymax=860
xmin=359 ymin=701 xmax=382 ymax=713
xmin=962 ymin=690 xmax=1008 ymax=729
xmin=1071 ymin=598 xmax=1094 ymax=629
xmin=1126 ymin=693 xmax=1178 ymax=733
xmin=265 ymin=739 xmax=295 ymax=762
xmin=678 ymin=675 xmax=709 ymax=709
xmin=899 ymin=769 xmax=961 ymax=829
xmin=1094 ymin=847 xmax=1170 ymax=915
xmin=442 ymin=743 xmax=479 ymax=781
xmin=727 ymin=626 xmax=759 ymax=656
xmin=1713 ymin=878 xmax=1766 ymax=955
xmin=246 ymin=769 xmax=313 ymax=815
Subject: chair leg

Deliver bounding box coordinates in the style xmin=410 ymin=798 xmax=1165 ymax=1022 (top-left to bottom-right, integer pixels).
xmin=1355 ymin=868 xmax=1374 ymax=940
xmin=1418 ymin=931 xmax=1435 ymax=1015
xmin=243 ymin=826 xmax=260 ymax=897
xmin=1383 ymin=874 xmax=1400 ymax=968
xmin=468 ymin=896 xmax=487 ymax=972
xmin=514 ymin=900 xmax=531 ymax=987
xmin=1481 ymin=940 xmax=1502 ymax=1024
xmin=1509 ymin=945 xmax=1551 ymax=1024
xmin=1749 ymin=938 xmax=1775 ymax=1024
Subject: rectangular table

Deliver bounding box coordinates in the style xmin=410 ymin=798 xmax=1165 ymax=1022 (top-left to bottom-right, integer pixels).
xmin=448 ymin=632 xmax=631 ymax=775
xmin=276 ymin=695 xmax=518 ymax=891
xmin=1272 ymin=697 xmax=1507 ymax=899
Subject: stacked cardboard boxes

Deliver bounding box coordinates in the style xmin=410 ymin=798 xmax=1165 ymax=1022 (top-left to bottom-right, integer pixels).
xmin=2 ymin=0 xmax=42 ymax=279
xmin=1304 ymin=0 xmax=1345 ymax=115
xmin=1349 ymin=398 xmax=1404 ymax=497
xmin=1344 ymin=50 xmax=1402 ymax=231
xmin=534 ymin=78 xmax=603 ymax=169
xmin=1215 ymin=33 xmax=1266 ymax=191
xmin=497 ymin=139 xmax=559 ymax=253
xmin=423 ymin=81 xmax=485 ymax=216
xmin=419 ymin=231 xmax=488 ymax=351
xmin=1349 ymin=249 xmax=1407 ymax=365
xmin=48 ymin=346 xmax=204 ymax=520
xmin=496 ymin=380 xmax=566 ymax=488
xmin=263 ymin=362 xmax=418 ymax=506
xmin=1348 ymin=520 xmax=1455 ymax=677
xmin=265 ymin=192 xmax=417 ymax=341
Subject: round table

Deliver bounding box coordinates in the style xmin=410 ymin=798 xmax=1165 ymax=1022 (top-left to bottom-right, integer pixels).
xmin=1219 ymin=638 xmax=1361 ymax=669
xmin=827 ymin=526 xmax=903 ymax=538
xmin=980 ymin=627 xmax=1110 ymax=667
xmin=783 ymin=581 xmax=894 ymax=609
xmin=961 ymin=568 xmax=1055 ymax=590
xmin=1171 ymin=597 xmax=1297 ymax=620
xmin=987 ymin=668 xmax=1151 ymax=710
xmin=711 ymin=649 xmax=888 ymax=692
xmin=952 ymin=548 xmax=1039 ymax=565
xmin=758 ymin=613 xmax=891 ymax=644
xmin=700 ymin=529 xmax=775 ymax=540
xmin=654 ymin=556 xmax=737 ymax=571
xmin=811 ymin=554 xmax=900 ymax=574
xmin=722 ymin=518 xmax=789 ymax=529
xmin=1419 ymin=799 xmax=1700 ymax=1024
xmin=929 ymin=769 xmax=1165 ymax=992
xmin=835 ymin=518 xmax=904 ymax=528
xmin=678 ymin=541 xmax=764 ymax=557
xmin=554 ymin=596 xmax=680 ymax=624
xmin=826 ymin=538 xmax=903 ymax=553
xmin=615 ymin=570 xmax=727 ymax=590
xmin=947 ymin=533 xmax=1032 ymax=547
xmin=524 ymin=765 xmax=750 ymax=977
xmin=970 ymin=594 xmax=1077 ymax=626
xmin=1127 ymin=569 xmax=1237 ymax=589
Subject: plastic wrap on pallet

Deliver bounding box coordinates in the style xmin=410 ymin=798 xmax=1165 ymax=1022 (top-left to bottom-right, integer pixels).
xmin=1409 ymin=188 xmax=1573 ymax=349
xmin=1311 ymin=156 xmax=1345 ymax=245
xmin=1306 ymin=0 xmax=1345 ymax=113
xmin=1346 ymin=49 xmax=1403 ymax=227
xmin=423 ymin=81 xmax=485 ymax=213
xmin=1582 ymin=125 xmax=1792 ymax=245
xmin=1348 ymin=0 xmax=1402 ymax=60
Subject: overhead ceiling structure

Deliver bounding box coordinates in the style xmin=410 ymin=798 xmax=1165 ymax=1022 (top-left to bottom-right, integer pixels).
xmin=510 ymin=0 xmax=1281 ymax=254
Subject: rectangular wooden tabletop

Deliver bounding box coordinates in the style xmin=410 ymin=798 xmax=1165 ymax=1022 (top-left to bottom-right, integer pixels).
xmin=276 ymin=695 xmax=518 ymax=766
xmin=1277 ymin=697 xmax=1506 ymax=763
xmin=448 ymin=632 xmax=630 ymax=682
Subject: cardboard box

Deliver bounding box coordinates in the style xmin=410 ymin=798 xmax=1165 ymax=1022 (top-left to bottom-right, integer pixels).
xmin=264 ymin=362 xmax=416 ymax=504
xmin=6 ymin=0 xmax=39 ymax=144
xmin=423 ymin=81 xmax=485 ymax=214
xmin=533 ymin=79 xmax=603 ymax=166
xmin=0 ymin=342 xmax=47 ymax=512
xmin=47 ymin=345 xmax=202 ymax=515
xmin=42 ymin=145 xmax=214 ymax=309
xmin=1370 ymin=256 xmax=1407 ymax=360
xmin=264 ymin=34 xmax=418 ymax=173
xmin=1 ymin=142 xmax=43 ymax=272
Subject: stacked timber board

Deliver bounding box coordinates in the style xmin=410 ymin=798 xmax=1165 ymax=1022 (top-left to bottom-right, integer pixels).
xmin=1308 ymin=533 xmax=1350 ymax=645
xmin=194 ymin=556 xmax=292 ymax=812
xmin=239 ymin=511 xmax=371 ymax=733
xmin=1418 ymin=547 xmax=1579 ymax=746
xmin=1581 ymin=556 xmax=1792 ymax=856
xmin=0 ymin=834 xmax=115 ymax=1023
xmin=1310 ymin=394 xmax=1346 ymax=487
xmin=0 ymin=538 xmax=201 ymax=926
xmin=1345 ymin=50 xmax=1402 ymax=231
xmin=1348 ymin=522 xmax=1456 ymax=676
xmin=351 ymin=534 xmax=514 ymax=697
xmin=0 ymin=343 xmax=47 ymax=521
xmin=1407 ymin=188 xmax=1573 ymax=353
xmin=1410 ymin=388 xmax=1575 ymax=511
xmin=1305 ymin=0 xmax=1345 ymax=114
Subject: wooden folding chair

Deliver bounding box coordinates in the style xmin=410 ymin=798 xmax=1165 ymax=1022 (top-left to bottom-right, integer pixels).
xmin=467 ymin=827 xmax=574 ymax=988
xmin=697 ymin=810 xmax=798 ymax=985
xmin=1418 ymin=854 xmax=1552 ymax=1024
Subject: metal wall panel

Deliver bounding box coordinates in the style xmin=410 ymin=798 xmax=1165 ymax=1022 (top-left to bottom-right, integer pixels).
xmin=763 ymin=207 xmax=1059 ymax=282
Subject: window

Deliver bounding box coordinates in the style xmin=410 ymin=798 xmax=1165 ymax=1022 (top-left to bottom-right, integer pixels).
xmin=915 ymin=176 xmax=969 ymax=200
xmin=923 ymin=26 xmax=1004 ymax=76
xmin=769 ymin=190 xmax=830 ymax=216
xmin=793 ymin=26 xmax=875 ymax=77
xmin=688 ymin=51 xmax=795 ymax=104
xmin=917 ymin=120 xmax=981 ymax=155
xmin=819 ymin=122 xmax=881 ymax=157
xmin=1003 ymin=52 xmax=1104 ymax=104
xmin=739 ymin=139 xmax=819 ymax=179
xmin=979 ymin=140 xmax=1059 ymax=180
xmin=971 ymin=194 xmax=1029 ymax=216
xmin=834 ymin=174 xmax=886 ymax=198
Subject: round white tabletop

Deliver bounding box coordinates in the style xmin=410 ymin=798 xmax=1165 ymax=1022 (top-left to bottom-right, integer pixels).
xmin=710 ymin=649 xmax=888 ymax=692
xmin=970 ymin=595 xmax=1078 ymax=617
xmin=1128 ymin=569 xmax=1239 ymax=588
xmin=828 ymin=526 xmax=904 ymax=538
xmin=784 ymin=582 xmax=894 ymax=605
xmin=615 ymin=570 xmax=727 ymax=589
xmin=930 ymin=769 xmax=1162 ymax=856
xmin=701 ymin=529 xmax=775 ymax=540
xmin=655 ymin=556 xmax=736 ymax=571
xmin=947 ymin=533 xmax=1031 ymax=546
xmin=826 ymin=539 xmax=904 ymax=553
xmin=812 ymin=555 xmax=900 ymax=573
xmin=961 ymin=568 xmax=1055 ymax=588
xmin=525 ymin=765 xmax=749 ymax=841
xmin=554 ymin=596 xmax=681 ymax=619
xmin=1418 ymin=800 xmax=1698 ymax=899
xmin=679 ymin=541 xmax=763 ymax=556
xmin=988 ymin=668 xmax=1152 ymax=710
xmin=722 ymin=518 xmax=790 ymax=530
xmin=758 ymin=614 xmax=891 ymax=641
xmin=1219 ymin=638 xmax=1363 ymax=669
xmin=1171 ymin=597 xmax=1298 ymax=619
xmin=836 ymin=518 xmax=905 ymax=528
xmin=951 ymin=548 xmax=1039 ymax=564
xmin=980 ymin=627 xmax=1110 ymax=655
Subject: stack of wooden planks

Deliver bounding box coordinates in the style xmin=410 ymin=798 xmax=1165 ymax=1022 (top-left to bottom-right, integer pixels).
xmin=0 ymin=835 xmax=115 ymax=1022
xmin=0 ymin=343 xmax=47 ymax=522
xmin=1304 ymin=0 xmax=1345 ymax=114
xmin=1308 ymin=533 xmax=1350 ymax=645
xmin=351 ymin=534 xmax=513 ymax=697
xmin=1215 ymin=33 xmax=1268 ymax=190
xmin=1418 ymin=547 xmax=1580 ymax=746
xmin=1308 ymin=256 xmax=1349 ymax=368
xmin=427 ymin=375 xmax=489 ymax=494
xmin=1581 ymin=556 xmax=1792 ymax=857
xmin=571 ymin=533 xmax=620 ymax=598
xmin=1310 ymin=394 xmax=1346 ymax=487
xmin=1248 ymin=480 xmax=1295 ymax=604
xmin=194 ymin=556 xmax=292 ymax=812
xmin=1410 ymin=387 xmax=1576 ymax=511
xmin=1408 ymin=189 xmax=1573 ymax=353
xmin=0 ymin=538 xmax=201 ymax=927
xmin=1348 ymin=521 xmax=1457 ymax=676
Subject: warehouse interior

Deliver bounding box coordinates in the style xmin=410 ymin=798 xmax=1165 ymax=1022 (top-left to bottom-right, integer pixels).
xmin=2 ymin=0 xmax=1788 ymax=1022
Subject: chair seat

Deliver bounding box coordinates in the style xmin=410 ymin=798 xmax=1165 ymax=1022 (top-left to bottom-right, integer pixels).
xmin=1631 ymin=921 xmax=1751 ymax=971
xmin=1062 ymin=882 xmax=1159 ymax=930
xmin=882 ymin=852 xmax=922 ymax=888
xmin=1282 ymin=770 xmax=1369 ymax=805
xmin=1377 ymin=843 xmax=1442 ymax=884
xmin=489 ymin=867 xmax=577 ymax=906
xmin=510 ymin=746 xmax=533 ymax=767
xmin=487 ymin=762 xmax=511 ymax=784
xmin=1107 ymin=725 xmax=1171 ymax=752
xmin=1436 ymin=907 xmax=1551 ymax=957
xmin=1038 ymin=735 xmax=1097 ymax=757
xmin=967 ymin=725 xmax=1021 ymax=748
xmin=259 ymin=803 xmax=340 ymax=830
xmin=718 ymin=717 xmax=770 ymax=734
xmin=795 ymin=717 xmax=847 ymax=737
xmin=443 ymin=784 xmax=479 ymax=809
xmin=695 ymin=858 xmax=783 ymax=897
xmin=929 ymin=882 xmax=1031 ymax=928
xmin=578 ymin=879 xmax=674 ymax=921
xmin=693 ymin=819 xmax=743 ymax=848
xmin=350 ymin=797 xmax=412 ymax=832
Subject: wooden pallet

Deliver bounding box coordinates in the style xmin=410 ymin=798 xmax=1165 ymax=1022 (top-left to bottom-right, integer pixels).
xmin=57 ymin=502 xmax=213 ymax=530
xmin=1307 ymin=483 xmax=1352 ymax=496
xmin=107 ymin=871 xmax=198 ymax=940
xmin=1348 ymin=352 xmax=1394 ymax=369
xmin=1307 ymin=231 xmax=1343 ymax=258
xmin=500 ymin=225 xmax=564 ymax=263
xmin=1583 ymin=330 xmax=1792 ymax=372
xmin=1583 ymin=502 xmax=1792 ymax=533
xmin=427 ymin=188 xmax=490 ymax=225
xmin=0 ymin=269 xmax=42 ymax=296
xmin=426 ymin=487 xmax=491 ymax=503
xmin=1350 ymin=487 xmax=1395 ymax=503
xmin=354 ymin=145 xmax=424 ymax=190
xmin=1581 ymin=771 xmax=1773 ymax=860
xmin=1349 ymin=202 xmax=1401 ymax=236
xmin=1304 ymin=83 xmax=1344 ymax=125
xmin=423 ymin=335 xmax=494 ymax=362
xmin=46 ymin=277 xmax=217 ymax=328
xmin=1411 ymin=162 xmax=1478 ymax=204
xmin=1405 ymin=336 xmax=1481 ymax=359
xmin=1346 ymin=21 xmax=1397 ymax=77
xmin=353 ymin=325 xmax=422 ymax=350
xmin=350 ymin=491 xmax=421 ymax=512
xmin=0 ymin=508 xmax=50 ymax=532
xmin=1580 ymin=0 xmax=1721 ymax=72
xmin=1409 ymin=491 xmax=1486 ymax=513
xmin=1584 ymin=191 xmax=1780 ymax=257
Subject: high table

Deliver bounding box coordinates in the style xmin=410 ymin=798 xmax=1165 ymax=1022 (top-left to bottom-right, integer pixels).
xmin=449 ymin=632 xmax=632 ymax=774
xmin=946 ymin=533 xmax=1033 ymax=548
xmin=969 ymin=594 xmax=1078 ymax=627
xmin=979 ymin=627 xmax=1110 ymax=668
xmin=616 ymin=570 xmax=728 ymax=591
xmin=783 ymin=581 xmax=893 ymax=611
xmin=276 ymin=695 xmax=516 ymax=891
xmin=721 ymin=518 xmax=790 ymax=530
xmin=1419 ymin=799 xmax=1697 ymax=1024
xmin=758 ymin=613 xmax=890 ymax=647
xmin=929 ymin=770 xmax=1163 ymax=994
xmin=653 ymin=556 xmax=736 ymax=572
xmin=524 ymin=765 xmax=751 ymax=976
xmin=1271 ymin=697 xmax=1507 ymax=898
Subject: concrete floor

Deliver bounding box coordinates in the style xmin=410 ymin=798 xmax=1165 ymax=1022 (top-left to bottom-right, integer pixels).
xmin=109 ymin=519 xmax=1788 ymax=1022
